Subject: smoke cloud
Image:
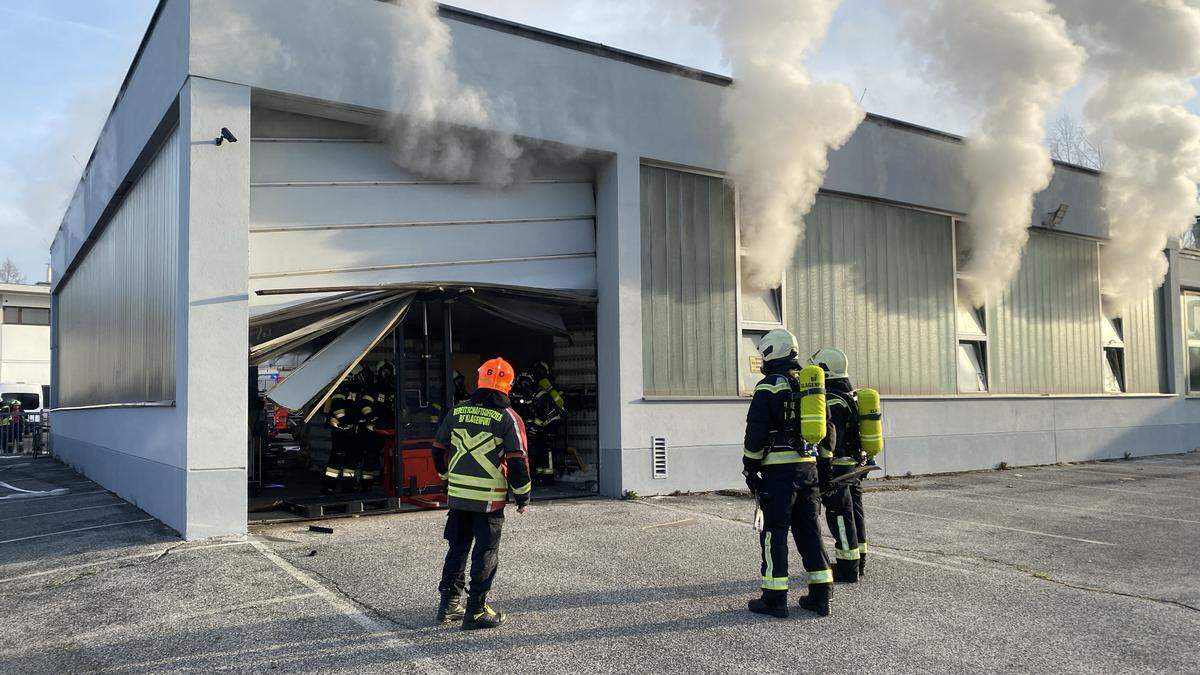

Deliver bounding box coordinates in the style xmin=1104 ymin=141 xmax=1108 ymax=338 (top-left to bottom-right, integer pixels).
xmin=895 ymin=0 xmax=1084 ymax=307
xmin=379 ymin=0 xmax=525 ymax=187
xmin=1053 ymin=0 xmax=1200 ymax=315
xmin=694 ymin=0 xmax=864 ymax=291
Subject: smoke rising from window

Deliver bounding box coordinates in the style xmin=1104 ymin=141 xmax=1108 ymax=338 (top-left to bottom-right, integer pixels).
xmin=895 ymin=0 xmax=1084 ymax=308
xmin=693 ymin=0 xmax=864 ymax=292
xmin=1053 ymin=0 xmax=1200 ymax=315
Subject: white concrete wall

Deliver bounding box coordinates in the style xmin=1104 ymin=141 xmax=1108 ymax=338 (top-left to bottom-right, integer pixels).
xmin=178 ymin=77 xmax=251 ymax=538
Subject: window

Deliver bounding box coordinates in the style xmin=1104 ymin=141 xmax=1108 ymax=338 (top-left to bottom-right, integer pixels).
xmin=2 ymin=306 xmax=49 ymax=326
xmin=738 ymin=254 xmax=785 ymax=395
xmin=955 ymin=280 xmax=988 ymax=393
xmin=1101 ymin=314 xmax=1126 ymax=393
xmin=1184 ymin=293 xmax=1200 ymax=393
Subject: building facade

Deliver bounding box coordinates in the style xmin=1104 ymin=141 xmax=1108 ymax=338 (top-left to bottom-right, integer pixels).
xmin=0 ymin=282 xmax=51 ymax=387
xmin=49 ymin=0 xmax=1200 ymax=539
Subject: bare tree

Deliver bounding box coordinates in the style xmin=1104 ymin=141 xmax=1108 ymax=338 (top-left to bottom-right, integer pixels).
xmin=0 ymin=258 xmax=25 ymax=284
xmin=1048 ymin=113 xmax=1104 ymax=170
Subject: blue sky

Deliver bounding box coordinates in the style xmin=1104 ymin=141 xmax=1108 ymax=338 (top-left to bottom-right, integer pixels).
xmin=1 ymin=0 xmax=1196 ymax=283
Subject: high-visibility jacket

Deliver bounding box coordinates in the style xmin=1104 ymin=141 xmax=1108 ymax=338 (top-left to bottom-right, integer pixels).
xmin=743 ymin=360 xmax=831 ymax=472
xmin=433 ymin=388 xmax=533 ymax=513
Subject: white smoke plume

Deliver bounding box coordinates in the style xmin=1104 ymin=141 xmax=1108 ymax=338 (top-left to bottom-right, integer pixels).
xmin=380 ymin=0 xmax=524 ymax=187
xmin=694 ymin=0 xmax=864 ymax=291
xmin=1053 ymin=0 xmax=1200 ymax=315
xmin=895 ymin=0 xmax=1084 ymax=307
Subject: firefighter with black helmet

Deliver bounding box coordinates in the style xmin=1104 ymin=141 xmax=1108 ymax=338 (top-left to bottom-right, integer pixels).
xmin=432 ymin=357 xmax=533 ymax=630
xmin=743 ymin=329 xmax=834 ymax=618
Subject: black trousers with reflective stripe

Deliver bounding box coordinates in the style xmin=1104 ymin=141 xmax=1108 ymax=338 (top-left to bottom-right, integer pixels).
xmin=440 ymin=508 xmax=505 ymax=600
xmin=823 ymin=464 xmax=861 ymax=576
xmin=758 ymin=463 xmax=830 ymax=590
xmin=851 ymin=474 xmax=866 ymax=550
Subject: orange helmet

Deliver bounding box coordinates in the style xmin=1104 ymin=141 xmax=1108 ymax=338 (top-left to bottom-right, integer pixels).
xmin=477 ymin=357 xmax=515 ymax=394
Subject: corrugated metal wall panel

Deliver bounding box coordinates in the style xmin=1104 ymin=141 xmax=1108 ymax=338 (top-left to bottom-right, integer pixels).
xmin=989 ymin=230 xmax=1102 ymax=394
xmin=56 ymin=126 xmax=179 ymax=406
xmin=787 ymin=194 xmax=956 ymax=395
xmin=1122 ymin=287 xmax=1166 ymax=394
xmin=248 ymin=139 xmax=597 ymax=311
xmin=640 ymin=165 xmax=737 ymax=397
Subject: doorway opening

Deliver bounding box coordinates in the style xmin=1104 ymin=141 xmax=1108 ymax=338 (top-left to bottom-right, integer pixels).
xmin=247 ymin=285 xmax=598 ymax=522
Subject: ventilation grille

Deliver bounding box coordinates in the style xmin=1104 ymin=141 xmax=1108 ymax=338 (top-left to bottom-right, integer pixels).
xmin=651 ymin=436 xmax=668 ymax=479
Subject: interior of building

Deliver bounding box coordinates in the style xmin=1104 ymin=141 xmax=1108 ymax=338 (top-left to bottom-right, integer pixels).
xmin=246 ymin=284 xmax=598 ymax=521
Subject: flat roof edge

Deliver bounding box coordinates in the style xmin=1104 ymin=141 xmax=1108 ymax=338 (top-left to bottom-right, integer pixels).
xmin=437 ymin=3 xmax=733 ymax=86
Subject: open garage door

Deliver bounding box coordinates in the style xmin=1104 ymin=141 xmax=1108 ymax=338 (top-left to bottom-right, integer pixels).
xmin=248 ymin=137 xmax=597 ymax=316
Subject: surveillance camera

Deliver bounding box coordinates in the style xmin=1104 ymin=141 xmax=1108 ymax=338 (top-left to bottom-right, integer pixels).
xmin=214 ymin=127 xmax=239 ymax=145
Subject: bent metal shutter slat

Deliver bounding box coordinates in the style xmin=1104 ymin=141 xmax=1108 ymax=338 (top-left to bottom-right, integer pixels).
xmin=265 ymin=297 xmax=412 ymax=415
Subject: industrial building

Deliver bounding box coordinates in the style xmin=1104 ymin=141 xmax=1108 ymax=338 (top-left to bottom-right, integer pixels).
xmin=48 ymin=0 xmax=1200 ymax=539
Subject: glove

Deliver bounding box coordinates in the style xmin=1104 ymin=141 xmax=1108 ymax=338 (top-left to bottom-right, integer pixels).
xmin=743 ymin=470 xmax=762 ymax=495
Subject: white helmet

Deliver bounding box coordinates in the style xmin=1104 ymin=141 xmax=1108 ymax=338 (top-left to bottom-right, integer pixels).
xmin=757 ymin=329 xmax=799 ymax=363
xmin=808 ymin=347 xmax=849 ymax=379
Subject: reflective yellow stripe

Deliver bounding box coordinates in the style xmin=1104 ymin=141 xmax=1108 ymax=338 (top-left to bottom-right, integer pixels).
xmin=859 ymin=542 xmax=867 ymax=552
xmin=819 ymin=450 xmax=833 ymax=459
xmin=447 ymin=485 xmax=507 ymax=501
xmin=324 ymin=468 xmax=340 ymax=478
xmin=743 ymin=448 xmax=766 ymax=460
xmin=764 ymin=531 xmax=774 ymax=581
xmin=832 ymin=458 xmax=858 ymax=466
xmin=808 ymin=569 xmax=833 ymax=584
xmin=449 ymin=473 xmax=506 ymax=490
xmin=761 ymin=576 xmax=789 ymax=590
xmin=834 ymin=548 xmax=861 ymax=560
xmin=756 ymin=381 xmax=790 ymax=394
xmin=836 ymin=515 xmax=850 ymax=551
xmin=511 ymin=481 xmax=532 ymax=495
xmin=762 ymin=451 xmax=816 ymax=465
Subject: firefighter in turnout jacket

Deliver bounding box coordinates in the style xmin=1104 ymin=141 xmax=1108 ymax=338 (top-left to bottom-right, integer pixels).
xmin=432 ymin=357 xmax=533 ymax=630
xmin=532 ymin=361 xmax=568 ymax=478
xmin=744 ymin=329 xmax=835 ymax=618
xmin=811 ymin=347 xmax=873 ymax=579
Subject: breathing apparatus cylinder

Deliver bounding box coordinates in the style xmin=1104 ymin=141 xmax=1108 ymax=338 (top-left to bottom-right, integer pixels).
xmin=798 ymin=365 xmax=827 ymax=446
xmin=858 ymin=387 xmax=883 ymax=456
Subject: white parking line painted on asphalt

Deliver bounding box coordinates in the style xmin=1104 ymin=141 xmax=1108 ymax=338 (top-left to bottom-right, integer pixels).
xmin=0 ymin=518 xmax=156 ymax=545
xmin=1016 ymin=477 xmax=1200 ymax=502
xmin=0 ymin=489 xmax=108 ymax=504
xmin=632 ymin=498 xmax=976 ymax=573
xmin=0 ymin=540 xmax=253 ymax=584
xmin=914 ymin=489 xmax=1200 ymax=526
xmin=249 ymin=539 xmax=450 ymax=674
xmin=870 ymin=506 xmax=1115 ymax=545
xmin=1062 ymin=466 xmax=1200 ymax=483
xmin=0 ymin=502 xmax=129 ymax=522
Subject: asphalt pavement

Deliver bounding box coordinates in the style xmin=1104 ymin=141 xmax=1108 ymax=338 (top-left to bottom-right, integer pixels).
xmin=2 ymin=451 xmax=1199 ymax=673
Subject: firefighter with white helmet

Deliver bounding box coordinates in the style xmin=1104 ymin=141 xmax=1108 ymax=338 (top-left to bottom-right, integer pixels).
xmin=809 ymin=346 xmax=875 ymax=580
xmin=743 ymin=328 xmax=835 ymax=618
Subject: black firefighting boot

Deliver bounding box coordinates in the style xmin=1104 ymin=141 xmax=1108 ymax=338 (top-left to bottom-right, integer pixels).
xmin=748 ymin=589 xmax=789 ymax=619
xmin=798 ymin=583 xmax=832 ymax=617
xmin=859 ymin=545 xmax=868 ymax=579
xmin=462 ymin=595 xmax=507 ymax=630
xmin=833 ymin=558 xmax=860 ymax=583
xmin=436 ymin=593 xmax=465 ymax=625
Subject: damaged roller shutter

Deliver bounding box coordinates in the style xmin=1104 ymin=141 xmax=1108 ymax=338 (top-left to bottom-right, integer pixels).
xmin=265 ymin=296 xmax=412 ymax=416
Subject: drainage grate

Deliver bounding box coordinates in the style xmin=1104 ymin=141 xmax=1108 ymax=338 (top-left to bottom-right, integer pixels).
xmin=651 ymin=436 xmax=668 ymax=479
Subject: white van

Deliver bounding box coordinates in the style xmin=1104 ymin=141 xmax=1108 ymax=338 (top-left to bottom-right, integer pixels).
xmin=0 ymin=383 xmax=45 ymax=420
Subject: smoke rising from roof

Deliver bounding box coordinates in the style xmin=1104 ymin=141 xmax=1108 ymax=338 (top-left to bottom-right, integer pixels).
xmin=694 ymin=0 xmax=864 ymax=292
xmin=378 ymin=0 xmax=525 ymax=187
xmin=895 ymin=0 xmax=1084 ymax=308
xmin=1053 ymin=0 xmax=1200 ymax=315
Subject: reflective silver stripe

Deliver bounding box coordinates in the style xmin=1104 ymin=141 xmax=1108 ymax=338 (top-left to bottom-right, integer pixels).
xmin=834 ymin=548 xmax=861 ymax=560
xmin=756 ymin=381 xmax=790 ymax=394
xmin=743 ymin=448 xmax=766 ymax=460
xmin=761 ymin=576 xmax=789 ymax=590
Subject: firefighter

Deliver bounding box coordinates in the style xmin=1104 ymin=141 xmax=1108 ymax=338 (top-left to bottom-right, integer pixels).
xmin=432 ymin=357 xmax=532 ymax=630
xmin=322 ymin=374 xmax=362 ymax=494
xmin=452 ymin=370 xmax=470 ymax=404
xmin=809 ymin=347 xmax=863 ymax=582
xmin=744 ymin=329 xmax=834 ymax=618
xmin=532 ymin=361 xmax=568 ymax=478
